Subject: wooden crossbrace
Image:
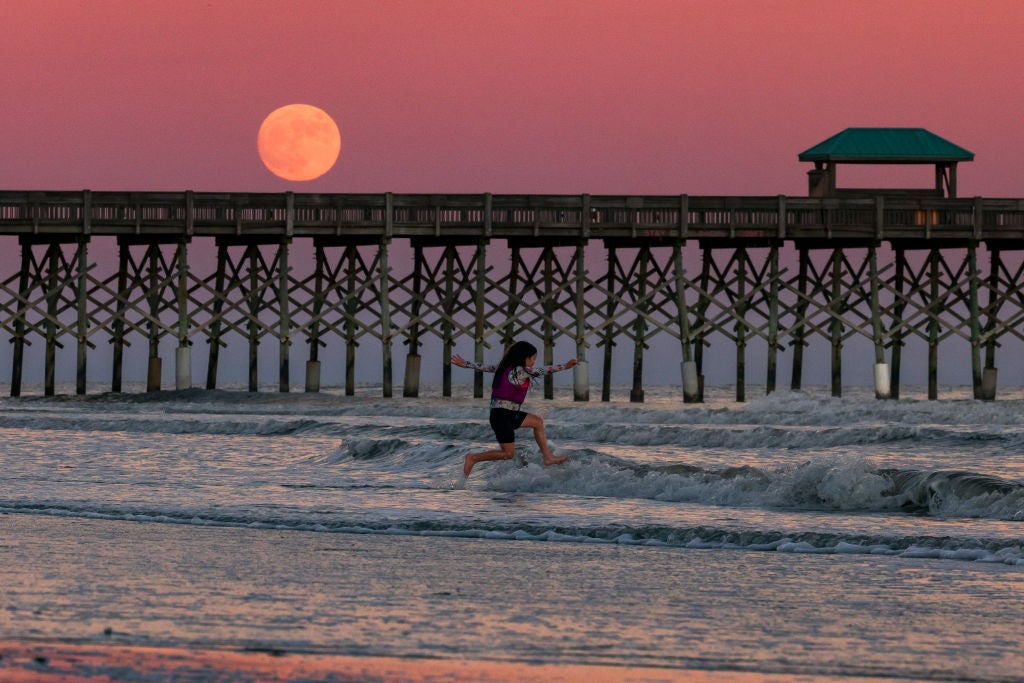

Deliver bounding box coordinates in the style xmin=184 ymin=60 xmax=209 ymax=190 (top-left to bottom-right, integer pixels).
xmin=185 ymin=245 xmax=289 ymax=345
xmin=3 ymin=244 xmax=91 ymax=347
xmin=882 ymin=251 xmax=974 ymax=345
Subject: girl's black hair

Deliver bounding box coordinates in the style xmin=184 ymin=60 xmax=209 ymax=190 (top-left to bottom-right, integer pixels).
xmin=493 ymin=340 xmax=537 ymax=387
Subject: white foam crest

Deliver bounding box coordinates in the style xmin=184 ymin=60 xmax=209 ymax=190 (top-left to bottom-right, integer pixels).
xmin=769 ymin=456 xmax=893 ymax=511
xmin=485 ymin=454 xmax=902 ymax=513
xmin=922 ymin=482 xmax=1024 ymax=521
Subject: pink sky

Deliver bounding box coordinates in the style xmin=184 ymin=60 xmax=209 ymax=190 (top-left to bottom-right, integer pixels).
xmin=3 ymin=0 xmax=1022 ymax=198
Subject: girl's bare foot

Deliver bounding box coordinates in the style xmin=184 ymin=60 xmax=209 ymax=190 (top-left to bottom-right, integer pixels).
xmin=463 ymin=453 xmax=477 ymax=477
xmin=543 ymin=455 xmax=568 ymax=466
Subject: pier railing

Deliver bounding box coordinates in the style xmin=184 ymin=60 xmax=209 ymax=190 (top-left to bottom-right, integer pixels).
xmin=2 ymin=191 xmax=1023 ymax=241
xmin=1 ymin=190 xmax=1023 ymax=402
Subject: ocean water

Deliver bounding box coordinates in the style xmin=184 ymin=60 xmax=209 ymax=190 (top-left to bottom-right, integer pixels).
xmin=2 ymin=382 xmax=1024 ymax=679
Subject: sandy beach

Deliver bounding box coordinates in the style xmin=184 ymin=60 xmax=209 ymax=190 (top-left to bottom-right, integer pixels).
xmin=0 ymin=640 xmax=917 ymax=683
xmin=3 ymin=513 xmax=1021 ymax=681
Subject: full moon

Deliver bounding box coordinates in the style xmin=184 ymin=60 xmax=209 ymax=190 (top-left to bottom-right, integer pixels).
xmin=257 ymin=104 xmax=341 ymax=181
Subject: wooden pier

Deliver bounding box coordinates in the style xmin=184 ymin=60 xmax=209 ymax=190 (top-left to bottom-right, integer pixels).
xmin=1 ymin=190 xmax=1023 ymax=400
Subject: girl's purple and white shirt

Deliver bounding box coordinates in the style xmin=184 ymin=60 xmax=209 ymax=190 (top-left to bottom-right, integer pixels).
xmin=463 ymin=360 xmax=575 ymax=410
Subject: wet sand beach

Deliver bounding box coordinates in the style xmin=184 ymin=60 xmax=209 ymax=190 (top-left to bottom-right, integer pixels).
xmin=0 ymin=640 xmax=917 ymax=683
xmin=2 ymin=514 xmax=1022 ymax=681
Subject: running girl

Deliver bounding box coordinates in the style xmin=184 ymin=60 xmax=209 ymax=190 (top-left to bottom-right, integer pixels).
xmin=452 ymin=341 xmax=577 ymax=477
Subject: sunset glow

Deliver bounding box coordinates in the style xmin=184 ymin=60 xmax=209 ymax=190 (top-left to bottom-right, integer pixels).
xmin=2 ymin=1 xmax=1021 ymax=195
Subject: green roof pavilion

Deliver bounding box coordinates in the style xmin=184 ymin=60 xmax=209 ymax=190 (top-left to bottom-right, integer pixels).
xmin=799 ymin=128 xmax=974 ymax=198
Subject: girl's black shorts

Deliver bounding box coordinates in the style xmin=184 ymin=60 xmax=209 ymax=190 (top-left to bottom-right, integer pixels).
xmin=489 ymin=408 xmax=527 ymax=444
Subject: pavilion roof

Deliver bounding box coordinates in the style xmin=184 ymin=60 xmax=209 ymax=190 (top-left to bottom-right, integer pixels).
xmin=798 ymin=128 xmax=974 ymax=163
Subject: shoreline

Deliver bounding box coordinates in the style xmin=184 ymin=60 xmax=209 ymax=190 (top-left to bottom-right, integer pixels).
xmin=3 ymin=510 xmax=1022 ymax=681
xmin=0 ymin=640 xmax=907 ymax=682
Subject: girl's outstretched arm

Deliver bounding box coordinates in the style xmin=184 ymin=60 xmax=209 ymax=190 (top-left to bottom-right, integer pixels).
xmin=451 ymin=354 xmax=495 ymax=373
xmin=517 ymin=358 xmax=579 ymax=380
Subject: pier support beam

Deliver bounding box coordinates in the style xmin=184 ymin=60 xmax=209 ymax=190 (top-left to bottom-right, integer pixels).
xmin=766 ymin=244 xmax=780 ymax=396
xmin=928 ymin=249 xmax=941 ymax=400
xmin=403 ymin=245 xmax=424 ymax=398
xmin=981 ymin=248 xmax=1000 ymax=401
xmin=175 ymin=241 xmax=191 ymax=391
xmin=175 ymin=347 xmax=191 ymax=391
xmin=890 ymin=249 xmax=907 ymax=400
xmin=674 ymin=241 xmax=698 ymax=403
xmin=630 ymin=248 xmax=649 ymax=403
xmin=10 ymin=243 xmax=31 ymax=397
xmin=440 ymin=245 xmax=455 ymax=398
xmin=206 ymin=243 xmax=228 ymax=390
xmin=574 ymin=241 xmax=589 ymax=401
xmin=111 ymin=244 xmax=129 ymax=393
xmin=790 ymin=249 xmax=809 ymax=392
xmin=869 ymin=246 xmax=890 ymax=399
xmin=735 ymin=247 xmax=748 ymax=403
xmin=543 ymin=246 xmax=556 ymax=400
xmin=246 ymin=245 xmax=259 ymax=392
xmin=694 ymin=247 xmax=712 ymax=401
xmin=379 ymin=239 xmax=393 ymax=398
xmin=44 ymin=244 xmax=61 ymax=396
xmin=829 ymin=249 xmax=843 ymax=398
xmin=344 ymin=247 xmax=358 ymax=396
xmin=75 ymin=239 xmax=89 ymax=395
xmin=278 ymin=239 xmax=291 ymax=392
xmin=601 ymin=247 xmax=617 ymax=402
xmin=445 ymin=245 xmax=460 ymax=398
xmin=981 ymin=367 xmax=998 ymax=401
xmin=968 ymin=244 xmax=983 ymax=399
xmin=474 ymin=240 xmax=488 ymax=400
xmin=306 ymin=244 xmax=325 ymax=392
xmin=305 ymin=360 xmax=321 ymax=393
xmin=146 ymin=244 xmax=163 ymax=392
